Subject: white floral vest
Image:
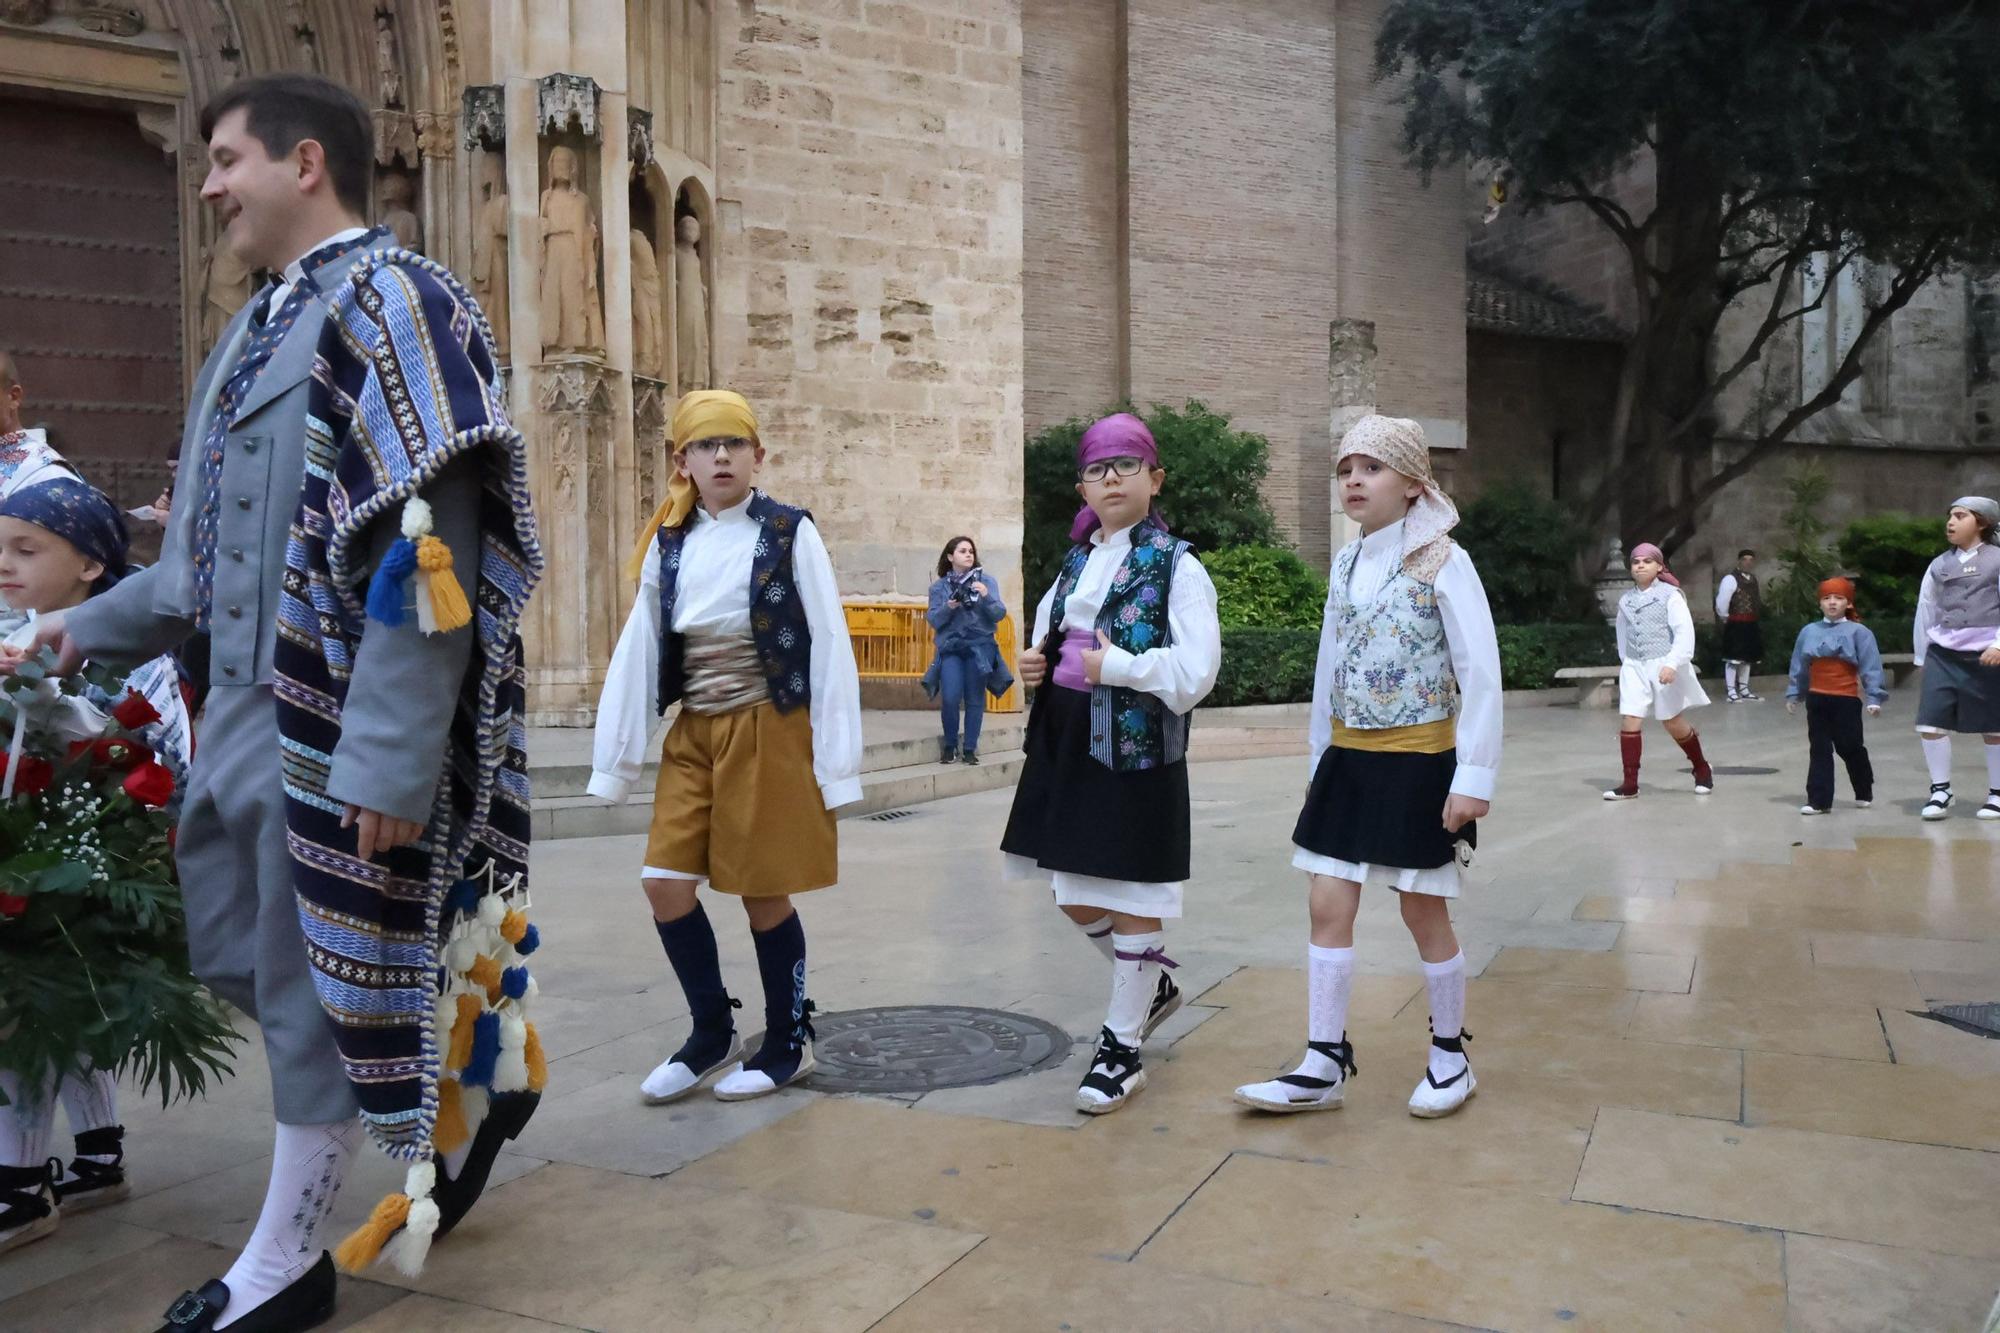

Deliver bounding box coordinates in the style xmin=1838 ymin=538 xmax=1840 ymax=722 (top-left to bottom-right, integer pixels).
xmin=1327 ymin=541 xmax=1457 ymax=729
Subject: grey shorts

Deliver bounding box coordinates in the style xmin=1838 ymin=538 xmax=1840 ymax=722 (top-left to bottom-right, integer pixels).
xmin=1916 ymin=645 xmax=2000 ymax=734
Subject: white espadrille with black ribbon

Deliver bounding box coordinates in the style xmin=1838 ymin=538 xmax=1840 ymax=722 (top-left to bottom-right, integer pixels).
xmin=1922 ymin=783 xmax=1955 ymax=820
xmin=1407 ymin=1030 xmax=1476 ymax=1118
xmin=1234 ymin=1038 xmax=1357 ymax=1114
xmin=1074 ymin=1026 xmax=1147 ymax=1114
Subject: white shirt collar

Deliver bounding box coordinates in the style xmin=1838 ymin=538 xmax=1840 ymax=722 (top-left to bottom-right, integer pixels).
xmin=694 ymin=490 xmax=758 ymax=525
xmin=1359 ymin=517 xmax=1405 ymax=554
xmin=1092 ymin=521 xmax=1137 ymax=550
xmin=1 ymin=426 xmax=47 ymax=447
xmin=281 ymin=225 xmax=372 ymax=288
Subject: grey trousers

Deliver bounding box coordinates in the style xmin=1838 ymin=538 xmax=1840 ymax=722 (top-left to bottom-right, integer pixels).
xmin=176 ymin=685 xmax=357 ymax=1125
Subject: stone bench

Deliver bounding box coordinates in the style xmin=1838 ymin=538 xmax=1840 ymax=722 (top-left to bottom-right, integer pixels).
xmin=1554 ymin=664 xmax=1620 ymax=709
xmin=1882 ymin=653 xmax=1918 ymax=689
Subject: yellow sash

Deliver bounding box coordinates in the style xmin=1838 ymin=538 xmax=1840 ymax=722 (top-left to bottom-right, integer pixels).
xmin=1329 ymin=716 xmax=1456 ymax=754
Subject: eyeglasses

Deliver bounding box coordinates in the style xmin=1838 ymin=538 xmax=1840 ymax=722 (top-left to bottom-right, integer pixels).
xmin=686 ymin=436 xmax=754 ymax=458
xmin=1079 ymin=456 xmax=1148 ymax=483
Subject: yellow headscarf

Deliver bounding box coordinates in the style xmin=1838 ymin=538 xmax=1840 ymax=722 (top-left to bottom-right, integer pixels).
xmin=625 ymin=389 xmax=760 ymax=579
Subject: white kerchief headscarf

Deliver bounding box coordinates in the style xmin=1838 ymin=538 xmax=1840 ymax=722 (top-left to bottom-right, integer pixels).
xmin=1338 ymin=414 xmax=1459 ymax=582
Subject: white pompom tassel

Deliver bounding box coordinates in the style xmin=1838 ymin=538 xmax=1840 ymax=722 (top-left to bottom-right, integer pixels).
xmin=381 ymin=1161 xmax=440 ymax=1277
xmin=494 ymin=1014 xmax=528 ymax=1092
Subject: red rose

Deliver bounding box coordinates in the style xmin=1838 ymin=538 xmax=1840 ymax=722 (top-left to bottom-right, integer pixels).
xmin=5 ymin=756 xmax=55 ymax=796
xmin=0 ymin=891 xmax=27 ymax=918
xmin=91 ymin=737 xmax=151 ymax=772
xmin=111 ymin=691 xmax=162 ymax=730
xmin=122 ymin=760 xmax=175 ymax=808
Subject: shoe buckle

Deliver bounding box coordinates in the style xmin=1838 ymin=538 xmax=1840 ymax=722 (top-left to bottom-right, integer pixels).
xmin=165 ymin=1292 xmax=210 ymax=1326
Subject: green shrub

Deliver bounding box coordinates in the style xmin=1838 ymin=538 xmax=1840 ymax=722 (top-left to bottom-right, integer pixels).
xmin=1494 ymin=622 xmax=1617 ymax=690
xmin=1453 ymin=485 xmax=1596 ymax=623
xmin=1837 ymin=513 xmax=1938 ymax=629
xmin=1024 ymin=401 xmax=1281 ymax=596
xmin=1204 ymin=546 xmax=1328 ymax=630
xmin=1768 ymin=463 xmax=1840 ymax=625
xmin=1209 ymin=628 xmax=1318 ymax=707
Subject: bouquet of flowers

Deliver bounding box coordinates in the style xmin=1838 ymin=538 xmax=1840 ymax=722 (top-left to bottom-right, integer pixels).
xmin=0 ymin=646 xmax=237 ymax=1107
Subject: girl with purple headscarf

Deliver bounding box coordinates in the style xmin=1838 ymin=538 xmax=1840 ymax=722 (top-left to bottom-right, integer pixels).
xmin=1604 ymin=542 xmax=1715 ymax=800
xmin=999 ymin=412 xmax=1221 ymax=1116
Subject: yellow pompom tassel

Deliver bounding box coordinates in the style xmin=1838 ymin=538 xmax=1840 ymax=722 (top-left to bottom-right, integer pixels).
xmin=334 ymin=1192 xmax=411 ymax=1273
xmin=446 ymin=992 xmax=481 ymax=1072
xmin=415 ymin=534 xmax=473 ymax=634
xmin=524 ymin=1022 xmax=548 ymax=1092
xmin=499 ymin=909 xmax=528 ymax=946
xmin=433 ymin=1077 xmax=471 ymax=1156
xmin=467 ymin=954 xmax=503 ymax=1000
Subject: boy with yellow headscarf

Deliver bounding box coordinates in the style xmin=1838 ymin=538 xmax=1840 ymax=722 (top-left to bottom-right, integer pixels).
xmin=591 ymin=390 xmax=863 ymax=1102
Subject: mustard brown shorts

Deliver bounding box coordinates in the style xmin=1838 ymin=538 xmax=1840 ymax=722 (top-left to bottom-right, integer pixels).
xmin=644 ymin=701 xmax=839 ymax=896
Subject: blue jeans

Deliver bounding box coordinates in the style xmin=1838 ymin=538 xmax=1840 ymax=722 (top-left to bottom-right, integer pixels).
xmin=937 ymin=650 xmax=986 ymax=753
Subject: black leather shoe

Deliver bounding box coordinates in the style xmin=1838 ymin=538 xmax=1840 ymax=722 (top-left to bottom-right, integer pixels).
xmin=154 ymin=1250 xmax=335 ymax=1332
xmin=433 ymin=1089 xmax=539 ymax=1239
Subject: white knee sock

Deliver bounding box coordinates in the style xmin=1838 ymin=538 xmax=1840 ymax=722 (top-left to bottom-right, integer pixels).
xmin=58 ymin=1070 xmax=119 ymax=1145
xmin=1072 ymin=913 xmax=1117 ymax=963
xmin=1985 ymin=741 xmax=2000 ymax=791
xmin=1296 ymin=944 xmax=1355 ymax=1081
xmin=1105 ymin=932 xmax=1163 ymax=1047
xmin=1725 ymin=662 xmax=1739 ymax=692
xmin=214 ymin=1119 xmax=360 ymax=1328
xmin=1922 ymin=733 xmax=1953 ymax=786
xmin=0 ymin=1070 xmax=57 ymax=1169
xmin=1423 ymin=951 xmax=1469 ymax=1081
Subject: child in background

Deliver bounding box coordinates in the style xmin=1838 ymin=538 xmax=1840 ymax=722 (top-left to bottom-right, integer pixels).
xmin=1603 ymin=543 xmax=1715 ymax=801
xmin=1786 ymin=577 xmax=1884 ymax=815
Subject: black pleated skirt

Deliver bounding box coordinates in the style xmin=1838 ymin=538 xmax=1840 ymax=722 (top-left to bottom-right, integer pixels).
xmin=1000 ymin=685 xmax=1191 ymax=883
xmin=1292 ymin=744 xmax=1473 ymax=871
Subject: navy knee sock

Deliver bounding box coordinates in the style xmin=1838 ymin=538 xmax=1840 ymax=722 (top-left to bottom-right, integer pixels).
xmin=745 ymin=911 xmax=812 ymax=1078
xmin=655 ymin=905 xmax=737 ymax=1069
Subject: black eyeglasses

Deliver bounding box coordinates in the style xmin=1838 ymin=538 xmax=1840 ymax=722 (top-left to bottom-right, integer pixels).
xmin=1079 ymin=456 xmax=1147 ymax=483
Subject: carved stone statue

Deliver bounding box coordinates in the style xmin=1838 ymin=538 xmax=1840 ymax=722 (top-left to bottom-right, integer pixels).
xmin=374 ymin=8 xmax=403 ymax=109
xmin=378 ymin=171 xmax=423 ymax=253
xmin=538 ymin=146 xmax=603 ymax=358
xmin=199 ymin=242 xmax=253 ymax=353
xmin=674 ymin=213 xmax=709 ymax=393
xmin=472 ymin=181 xmax=511 ymax=358
xmin=630 ymin=229 xmax=665 ymax=380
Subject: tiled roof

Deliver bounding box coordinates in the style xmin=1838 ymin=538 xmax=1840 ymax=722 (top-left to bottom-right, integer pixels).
xmin=1466 ymin=266 xmax=1625 ymax=343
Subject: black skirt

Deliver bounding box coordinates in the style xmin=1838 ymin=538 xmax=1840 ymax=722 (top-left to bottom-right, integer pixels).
xmin=1001 ymin=685 xmax=1191 ymax=883
xmin=1720 ymin=620 xmax=1764 ymax=664
xmin=1292 ymin=744 xmax=1473 ymax=871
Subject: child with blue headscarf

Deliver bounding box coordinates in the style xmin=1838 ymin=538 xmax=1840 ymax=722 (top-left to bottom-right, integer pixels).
xmin=0 ymin=476 xmax=192 ymax=1257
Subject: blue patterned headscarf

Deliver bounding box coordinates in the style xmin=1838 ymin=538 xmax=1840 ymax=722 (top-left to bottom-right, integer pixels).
xmin=0 ymin=476 xmax=132 ymax=592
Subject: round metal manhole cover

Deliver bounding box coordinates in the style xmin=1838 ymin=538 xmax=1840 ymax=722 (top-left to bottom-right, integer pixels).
xmin=744 ymin=1005 xmax=1074 ymax=1094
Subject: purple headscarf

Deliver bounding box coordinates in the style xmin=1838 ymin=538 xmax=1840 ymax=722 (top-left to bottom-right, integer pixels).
xmin=1069 ymin=413 xmax=1165 ymax=543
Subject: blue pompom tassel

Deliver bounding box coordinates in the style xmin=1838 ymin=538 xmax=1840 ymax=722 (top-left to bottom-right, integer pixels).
xmin=443 ymin=877 xmax=481 ymax=922
xmin=462 ymin=1011 xmax=501 ymax=1087
xmin=517 ymin=924 xmax=540 ymax=956
xmin=365 ymin=537 xmax=419 ymax=627
xmin=501 ymin=966 xmax=530 ymax=1000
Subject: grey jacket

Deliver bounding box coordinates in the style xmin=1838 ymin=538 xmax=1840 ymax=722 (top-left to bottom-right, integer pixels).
xmin=67 ymin=232 xmax=478 ymax=824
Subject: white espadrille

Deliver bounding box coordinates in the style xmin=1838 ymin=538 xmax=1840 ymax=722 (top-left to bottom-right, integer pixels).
xmin=640 ymin=1033 xmax=741 ymax=1105
xmin=1234 ymin=1039 xmax=1356 ymax=1114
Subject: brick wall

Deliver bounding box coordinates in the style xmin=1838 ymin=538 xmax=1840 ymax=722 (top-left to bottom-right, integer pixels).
xmin=1459 ymin=331 xmax=1622 ymax=504
xmin=716 ymin=0 xmax=1026 ymax=602
xmin=1468 ymin=156 xmax=1652 ymax=332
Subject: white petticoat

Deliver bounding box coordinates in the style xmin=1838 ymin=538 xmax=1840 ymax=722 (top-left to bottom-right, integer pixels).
xmin=1618 ymin=659 xmax=1710 ymax=720
xmin=1290 ymin=847 xmax=1460 ymax=899
xmin=1004 ymin=853 xmax=1184 ymax=918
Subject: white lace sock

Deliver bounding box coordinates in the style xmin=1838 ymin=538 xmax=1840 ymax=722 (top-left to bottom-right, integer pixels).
xmin=1725 ymin=662 xmax=1740 ymax=693
xmin=1985 ymin=740 xmax=2000 ymax=791
xmin=1071 ymin=913 xmax=1117 ymax=964
xmin=1105 ymin=932 xmax=1164 ymax=1047
xmin=213 ymin=1119 xmax=360 ymax=1329
xmin=1298 ymin=944 xmax=1354 ymax=1080
xmin=1922 ymin=733 xmax=1953 ymax=786
xmin=0 ymin=1070 xmax=56 ymax=1169
xmin=58 ymin=1070 xmax=119 ymax=1157
xmin=1422 ymin=951 xmax=1469 ymax=1082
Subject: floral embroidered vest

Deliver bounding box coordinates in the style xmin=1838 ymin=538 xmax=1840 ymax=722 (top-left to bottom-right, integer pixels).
xmin=1048 ymin=518 xmax=1193 ymax=770
xmin=1327 ymin=540 xmax=1456 ymax=729
xmin=656 ymin=491 xmax=813 ymax=714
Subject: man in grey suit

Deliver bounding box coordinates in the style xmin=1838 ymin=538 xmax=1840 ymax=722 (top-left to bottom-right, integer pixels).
xmin=20 ymin=75 xmax=492 ymax=1333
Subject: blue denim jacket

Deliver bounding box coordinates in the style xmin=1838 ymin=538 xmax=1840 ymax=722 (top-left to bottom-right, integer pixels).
xmin=1786 ymin=617 xmax=1888 ymax=706
xmin=927 ymin=568 xmax=1006 ymax=655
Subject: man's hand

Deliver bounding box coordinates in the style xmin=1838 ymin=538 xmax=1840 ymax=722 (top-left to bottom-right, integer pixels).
xmin=1981 ymin=645 xmax=2000 ymax=668
xmin=1658 ymin=664 xmax=1677 ymax=685
xmin=1082 ymin=630 xmax=1114 ymax=685
xmin=1442 ymin=794 xmax=1489 ymax=833
xmin=1017 ymin=645 xmax=1047 ymax=688
xmin=343 ymin=805 xmax=424 ymax=860
xmin=0 ymin=611 xmax=82 ymax=677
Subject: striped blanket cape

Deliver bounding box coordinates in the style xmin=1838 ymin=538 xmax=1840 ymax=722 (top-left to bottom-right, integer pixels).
xmin=275 ymin=247 xmax=544 ymax=1273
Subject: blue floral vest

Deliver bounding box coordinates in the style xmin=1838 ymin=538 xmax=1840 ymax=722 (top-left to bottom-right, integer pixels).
xmin=656 ymin=492 xmax=814 ymax=714
xmin=1047 ymin=519 xmax=1193 ymax=771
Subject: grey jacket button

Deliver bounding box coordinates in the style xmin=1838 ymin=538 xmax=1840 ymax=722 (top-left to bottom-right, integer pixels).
xmin=222 ymin=664 xmax=238 ymax=678
xmin=237 ymin=497 xmax=252 ymax=510
xmin=228 ymin=606 xmax=242 ymax=619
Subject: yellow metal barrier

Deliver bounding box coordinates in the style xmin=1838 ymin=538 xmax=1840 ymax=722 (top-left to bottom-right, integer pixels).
xmin=843 ymin=601 xmax=1022 ymax=713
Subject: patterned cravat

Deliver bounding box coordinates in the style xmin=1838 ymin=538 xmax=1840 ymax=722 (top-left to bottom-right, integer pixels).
xmin=189 ymin=229 xmax=386 ymax=632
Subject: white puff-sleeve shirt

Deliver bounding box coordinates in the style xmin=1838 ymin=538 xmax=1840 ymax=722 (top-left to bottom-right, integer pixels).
xmin=588 ymin=493 xmax=864 ymax=809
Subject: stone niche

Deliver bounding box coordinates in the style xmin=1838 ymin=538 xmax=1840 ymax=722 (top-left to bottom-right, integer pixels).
xmin=536 ymin=73 xmax=606 ymax=364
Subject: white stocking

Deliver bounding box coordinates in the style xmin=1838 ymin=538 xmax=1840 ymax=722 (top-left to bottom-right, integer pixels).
xmin=1105 ymin=932 xmax=1163 ymax=1047
xmin=213 ymin=1119 xmax=359 ymax=1329
xmin=1921 ymin=732 xmax=1953 ymax=786
xmin=1422 ymin=951 xmax=1469 ymax=1081
xmin=1070 ymin=913 xmax=1117 ymax=963
xmin=1298 ymin=944 xmax=1354 ymax=1081
xmin=0 ymin=1070 xmax=57 ymax=1169
xmin=58 ymin=1069 xmax=119 ymax=1143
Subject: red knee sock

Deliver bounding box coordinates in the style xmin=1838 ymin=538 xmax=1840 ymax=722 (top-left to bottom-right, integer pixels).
xmin=1675 ymin=729 xmax=1712 ymax=784
xmin=1618 ymin=731 xmax=1642 ymax=793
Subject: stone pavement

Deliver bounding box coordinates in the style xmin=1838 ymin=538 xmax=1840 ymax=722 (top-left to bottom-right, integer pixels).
xmin=5 ymin=687 xmax=2000 ymax=1330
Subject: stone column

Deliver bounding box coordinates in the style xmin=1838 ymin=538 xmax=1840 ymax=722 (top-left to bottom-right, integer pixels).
xmin=1328 ymin=318 xmax=1377 ymax=553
